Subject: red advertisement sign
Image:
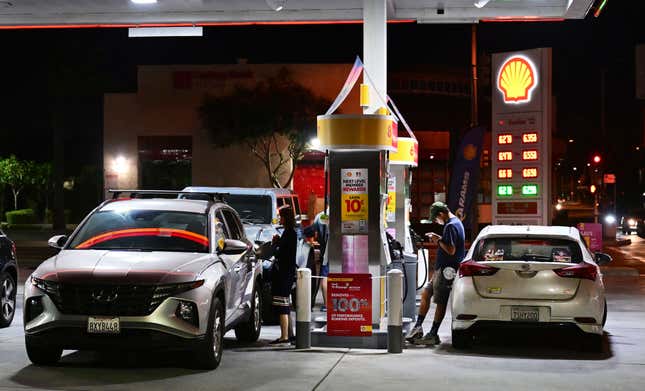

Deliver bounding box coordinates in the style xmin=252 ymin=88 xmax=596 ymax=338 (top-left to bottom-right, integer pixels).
xmin=577 ymin=223 xmax=603 ymax=252
xmin=327 ymin=273 xmax=372 ymax=336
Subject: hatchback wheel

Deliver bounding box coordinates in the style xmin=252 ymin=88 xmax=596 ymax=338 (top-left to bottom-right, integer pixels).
xmin=451 ymin=328 xmax=473 ymax=349
xmin=235 ymin=283 xmax=262 ymax=342
xmin=0 ymin=272 xmax=16 ymax=328
xmin=193 ymin=296 xmax=224 ymax=370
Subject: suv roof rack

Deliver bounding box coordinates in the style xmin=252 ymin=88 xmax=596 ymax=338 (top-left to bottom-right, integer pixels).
xmin=108 ymin=189 xmax=228 ymax=203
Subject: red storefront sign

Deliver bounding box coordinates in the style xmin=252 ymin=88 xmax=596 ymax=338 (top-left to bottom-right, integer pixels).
xmin=327 ymin=273 xmax=372 ymax=336
xmin=603 ymin=174 xmax=616 ymax=184
xmin=497 ymin=202 xmax=538 ymax=215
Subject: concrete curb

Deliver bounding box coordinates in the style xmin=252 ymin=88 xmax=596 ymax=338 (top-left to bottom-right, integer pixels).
xmin=600 ymin=266 xmax=639 ymax=277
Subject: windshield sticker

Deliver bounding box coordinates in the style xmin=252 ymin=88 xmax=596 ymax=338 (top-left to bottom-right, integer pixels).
xmin=484 ymin=248 xmax=505 ymax=261
xmin=552 ymin=248 xmax=572 ymax=263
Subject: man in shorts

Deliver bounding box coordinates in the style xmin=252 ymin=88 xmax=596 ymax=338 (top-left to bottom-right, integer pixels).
xmin=405 ymin=202 xmax=465 ymax=345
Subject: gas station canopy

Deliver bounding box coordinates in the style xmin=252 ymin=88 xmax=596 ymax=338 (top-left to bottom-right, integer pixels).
xmin=0 ymin=0 xmax=595 ymax=28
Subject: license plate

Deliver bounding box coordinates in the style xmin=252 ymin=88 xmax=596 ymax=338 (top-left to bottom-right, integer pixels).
xmin=511 ymin=307 xmax=539 ymax=322
xmin=87 ymin=317 xmax=120 ymax=334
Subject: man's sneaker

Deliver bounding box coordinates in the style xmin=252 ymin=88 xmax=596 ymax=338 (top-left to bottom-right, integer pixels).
xmin=405 ymin=325 xmax=424 ymax=343
xmin=417 ymin=332 xmax=441 ymax=346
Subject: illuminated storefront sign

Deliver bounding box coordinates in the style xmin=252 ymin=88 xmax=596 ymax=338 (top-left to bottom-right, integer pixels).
xmin=497 ymin=55 xmax=538 ymax=104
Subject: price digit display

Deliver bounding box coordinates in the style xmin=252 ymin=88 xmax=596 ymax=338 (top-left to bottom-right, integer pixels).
xmin=522 ymin=184 xmax=539 ymax=196
xmin=497 ymin=168 xmax=513 ymax=179
xmin=522 ymin=168 xmax=538 ymax=178
xmin=497 ymin=185 xmax=513 ymax=197
xmin=498 ymin=134 xmax=513 ymax=145
xmin=498 ymin=151 xmax=513 ymax=161
xmin=344 ymin=199 xmax=362 ymax=213
xmin=522 ymin=132 xmax=538 ymax=143
xmin=522 ymin=150 xmax=538 ymax=161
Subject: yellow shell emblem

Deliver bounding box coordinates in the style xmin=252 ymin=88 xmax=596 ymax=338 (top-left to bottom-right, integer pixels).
xmin=463 ymin=144 xmax=478 ymax=161
xmin=498 ymin=56 xmax=536 ymax=103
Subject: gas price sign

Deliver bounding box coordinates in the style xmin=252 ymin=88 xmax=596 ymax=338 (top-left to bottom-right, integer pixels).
xmin=492 ymin=48 xmax=551 ymax=226
xmin=327 ymin=273 xmax=372 ymax=336
xmin=341 ymin=168 xmax=368 ymax=234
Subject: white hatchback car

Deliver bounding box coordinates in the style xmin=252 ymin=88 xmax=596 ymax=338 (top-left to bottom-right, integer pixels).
xmin=451 ymin=225 xmax=611 ymax=350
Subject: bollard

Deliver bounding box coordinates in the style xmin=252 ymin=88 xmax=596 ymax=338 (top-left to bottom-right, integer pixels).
xmin=387 ymin=269 xmax=403 ymax=353
xmin=296 ymin=268 xmax=312 ymax=349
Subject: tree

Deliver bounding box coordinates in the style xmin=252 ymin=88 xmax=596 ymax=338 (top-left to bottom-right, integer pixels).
xmin=0 ymin=156 xmax=34 ymax=210
xmin=199 ymin=69 xmax=330 ymax=188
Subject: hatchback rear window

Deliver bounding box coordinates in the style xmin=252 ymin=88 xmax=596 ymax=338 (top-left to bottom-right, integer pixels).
xmin=473 ymin=237 xmax=583 ymax=263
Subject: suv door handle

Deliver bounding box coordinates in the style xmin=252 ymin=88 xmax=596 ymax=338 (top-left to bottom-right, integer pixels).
xmin=233 ymin=265 xmax=244 ymax=273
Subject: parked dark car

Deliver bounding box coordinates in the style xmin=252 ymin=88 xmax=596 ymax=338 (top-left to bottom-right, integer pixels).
xmin=0 ymin=229 xmax=18 ymax=328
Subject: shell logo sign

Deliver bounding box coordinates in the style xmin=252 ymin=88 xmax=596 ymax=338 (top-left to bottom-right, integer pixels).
xmin=497 ymin=56 xmax=538 ymax=104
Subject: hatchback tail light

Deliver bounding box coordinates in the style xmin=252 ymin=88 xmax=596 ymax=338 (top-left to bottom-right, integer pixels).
xmin=554 ymin=262 xmax=597 ymax=281
xmin=459 ymin=260 xmax=499 ymax=277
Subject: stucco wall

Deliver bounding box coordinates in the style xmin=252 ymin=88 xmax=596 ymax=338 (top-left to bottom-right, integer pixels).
xmin=103 ymin=63 xmax=359 ymax=195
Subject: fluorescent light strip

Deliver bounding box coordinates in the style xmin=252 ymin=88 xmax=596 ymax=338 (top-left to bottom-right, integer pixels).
xmin=128 ymin=26 xmax=203 ymax=37
xmin=131 ymin=0 xmax=157 ymax=4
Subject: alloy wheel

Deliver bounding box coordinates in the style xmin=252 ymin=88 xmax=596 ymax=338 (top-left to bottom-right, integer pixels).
xmin=1 ymin=277 xmax=15 ymax=320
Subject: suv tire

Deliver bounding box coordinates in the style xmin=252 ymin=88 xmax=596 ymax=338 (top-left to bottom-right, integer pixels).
xmin=25 ymin=337 xmax=62 ymax=366
xmin=0 ymin=272 xmax=16 ymax=328
xmin=193 ymin=296 xmax=224 ymax=370
xmin=235 ymin=283 xmax=262 ymax=342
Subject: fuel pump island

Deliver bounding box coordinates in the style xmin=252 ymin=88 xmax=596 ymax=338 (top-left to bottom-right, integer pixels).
xmin=295 ymin=60 xmax=419 ymax=350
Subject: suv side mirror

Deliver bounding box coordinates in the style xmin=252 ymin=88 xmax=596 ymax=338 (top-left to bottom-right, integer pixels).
xmin=218 ymin=239 xmax=248 ymax=255
xmin=48 ymin=235 xmax=68 ymax=250
xmin=594 ymin=252 xmax=612 ymax=266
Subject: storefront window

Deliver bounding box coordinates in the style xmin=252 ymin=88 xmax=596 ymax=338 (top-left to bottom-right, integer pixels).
xmin=138 ymin=136 xmax=192 ymax=189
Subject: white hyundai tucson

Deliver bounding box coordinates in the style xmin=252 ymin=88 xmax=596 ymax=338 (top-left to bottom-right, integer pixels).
xmin=451 ymin=225 xmax=611 ymax=351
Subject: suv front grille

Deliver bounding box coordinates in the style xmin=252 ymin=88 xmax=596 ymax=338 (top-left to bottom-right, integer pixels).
xmin=33 ymin=278 xmax=202 ymax=317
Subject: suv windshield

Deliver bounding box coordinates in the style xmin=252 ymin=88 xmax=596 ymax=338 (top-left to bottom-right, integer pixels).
xmin=68 ymin=210 xmax=208 ymax=253
xmin=224 ymin=194 xmax=272 ymax=224
xmin=473 ymin=237 xmax=583 ymax=263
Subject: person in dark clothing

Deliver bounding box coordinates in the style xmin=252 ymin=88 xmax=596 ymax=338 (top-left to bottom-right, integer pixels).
xmin=270 ymin=207 xmax=297 ymax=345
xmin=405 ymin=201 xmax=465 ymax=346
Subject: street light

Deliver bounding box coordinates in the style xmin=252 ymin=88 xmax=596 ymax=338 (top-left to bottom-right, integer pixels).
xmin=593 ymin=154 xmax=601 ymax=164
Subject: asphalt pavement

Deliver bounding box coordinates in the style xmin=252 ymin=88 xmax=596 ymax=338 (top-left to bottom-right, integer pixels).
xmin=1 ymin=235 xmax=645 ymax=390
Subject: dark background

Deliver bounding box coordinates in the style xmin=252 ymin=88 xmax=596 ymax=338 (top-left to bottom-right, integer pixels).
xmin=0 ymin=1 xmax=643 ymax=217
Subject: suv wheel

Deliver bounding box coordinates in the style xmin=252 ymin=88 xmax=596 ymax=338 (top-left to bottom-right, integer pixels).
xmin=235 ymin=283 xmax=262 ymax=342
xmin=193 ymin=296 xmax=224 ymax=370
xmin=25 ymin=337 xmax=62 ymax=366
xmin=0 ymin=272 xmax=16 ymax=328
xmin=451 ymin=328 xmax=473 ymax=349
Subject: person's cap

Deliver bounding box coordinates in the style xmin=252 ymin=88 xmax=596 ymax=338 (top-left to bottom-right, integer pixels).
xmin=429 ymin=202 xmax=449 ymax=221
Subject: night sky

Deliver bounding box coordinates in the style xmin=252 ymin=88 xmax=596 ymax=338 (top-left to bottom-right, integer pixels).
xmin=0 ymin=1 xmax=643 ymax=208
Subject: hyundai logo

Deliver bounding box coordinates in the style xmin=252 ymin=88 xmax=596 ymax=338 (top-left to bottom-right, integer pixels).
xmin=91 ymin=288 xmax=119 ymax=303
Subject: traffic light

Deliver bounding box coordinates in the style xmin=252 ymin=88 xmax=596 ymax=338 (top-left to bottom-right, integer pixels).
xmin=590 ymin=185 xmax=597 ymax=194
xmin=592 ymin=154 xmax=601 ymax=164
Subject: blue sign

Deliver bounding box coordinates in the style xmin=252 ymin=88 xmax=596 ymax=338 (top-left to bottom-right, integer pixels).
xmin=448 ymin=127 xmax=485 ymax=229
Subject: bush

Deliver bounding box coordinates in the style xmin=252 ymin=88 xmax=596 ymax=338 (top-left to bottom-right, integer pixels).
xmin=45 ymin=209 xmax=72 ymax=224
xmin=5 ymin=209 xmax=37 ymax=224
